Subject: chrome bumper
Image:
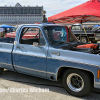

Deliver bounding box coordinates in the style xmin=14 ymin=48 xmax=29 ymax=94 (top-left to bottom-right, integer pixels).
xmin=95 ymin=37 xmax=100 ymax=41
xmin=95 ymin=82 xmax=100 ymax=89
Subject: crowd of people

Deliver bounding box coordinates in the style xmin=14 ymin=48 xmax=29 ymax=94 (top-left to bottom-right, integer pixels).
xmin=0 ymin=28 xmax=13 ymax=38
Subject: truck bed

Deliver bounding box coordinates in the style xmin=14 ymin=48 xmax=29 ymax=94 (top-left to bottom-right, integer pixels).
xmin=0 ymin=37 xmax=15 ymax=43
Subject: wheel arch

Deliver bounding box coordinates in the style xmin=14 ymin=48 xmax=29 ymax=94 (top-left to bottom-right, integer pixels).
xmin=56 ymin=66 xmax=95 ymax=87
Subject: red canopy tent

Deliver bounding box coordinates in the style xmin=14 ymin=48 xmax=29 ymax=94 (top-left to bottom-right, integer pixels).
xmin=48 ymin=0 xmax=100 ymax=23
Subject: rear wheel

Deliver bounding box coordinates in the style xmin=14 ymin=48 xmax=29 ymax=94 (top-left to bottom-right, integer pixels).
xmin=62 ymin=69 xmax=92 ymax=97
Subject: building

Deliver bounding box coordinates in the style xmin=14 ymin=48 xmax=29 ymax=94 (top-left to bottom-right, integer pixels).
xmin=0 ymin=3 xmax=43 ymax=24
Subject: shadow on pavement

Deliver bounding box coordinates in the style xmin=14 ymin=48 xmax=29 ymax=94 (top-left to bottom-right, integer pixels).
xmin=0 ymin=69 xmax=100 ymax=99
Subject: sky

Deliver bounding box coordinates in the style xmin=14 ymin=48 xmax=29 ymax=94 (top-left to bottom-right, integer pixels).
xmin=0 ymin=0 xmax=89 ymax=17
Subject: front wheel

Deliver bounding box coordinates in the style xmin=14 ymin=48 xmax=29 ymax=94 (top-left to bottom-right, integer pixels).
xmin=81 ymin=37 xmax=88 ymax=43
xmin=62 ymin=69 xmax=92 ymax=97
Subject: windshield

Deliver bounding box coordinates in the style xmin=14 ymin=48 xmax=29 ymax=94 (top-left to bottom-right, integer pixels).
xmin=72 ymin=25 xmax=91 ymax=31
xmin=44 ymin=26 xmax=78 ymax=46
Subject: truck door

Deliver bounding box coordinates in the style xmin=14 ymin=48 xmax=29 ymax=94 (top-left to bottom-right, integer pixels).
xmin=13 ymin=26 xmax=47 ymax=77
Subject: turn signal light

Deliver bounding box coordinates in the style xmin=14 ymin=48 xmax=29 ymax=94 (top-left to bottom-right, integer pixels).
xmin=97 ymin=70 xmax=100 ymax=79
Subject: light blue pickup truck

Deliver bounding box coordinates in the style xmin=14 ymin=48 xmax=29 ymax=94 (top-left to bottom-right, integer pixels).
xmin=0 ymin=24 xmax=100 ymax=97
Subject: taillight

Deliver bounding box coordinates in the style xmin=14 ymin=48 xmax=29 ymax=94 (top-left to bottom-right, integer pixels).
xmin=97 ymin=70 xmax=100 ymax=79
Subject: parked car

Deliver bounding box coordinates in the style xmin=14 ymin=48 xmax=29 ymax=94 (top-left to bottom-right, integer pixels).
xmin=71 ymin=24 xmax=98 ymax=43
xmin=0 ymin=24 xmax=100 ymax=97
xmin=5 ymin=30 xmax=39 ymax=39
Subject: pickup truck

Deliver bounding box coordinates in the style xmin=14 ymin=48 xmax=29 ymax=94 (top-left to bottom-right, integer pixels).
xmin=92 ymin=27 xmax=100 ymax=41
xmin=0 ymin=24 xmax=100 ymax=97
xmin=5 ymin=31 xmax=39 ymax=39
xmin=71 ymin=24 xmax=98 ymax=43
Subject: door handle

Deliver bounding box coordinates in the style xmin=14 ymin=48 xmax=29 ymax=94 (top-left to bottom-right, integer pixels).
xmin=51 ymin=52 xmax=60 ymax=56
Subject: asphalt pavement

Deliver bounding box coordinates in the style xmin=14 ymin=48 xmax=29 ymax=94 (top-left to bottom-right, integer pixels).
xmin=0 ymin=69 xmax=99 ymax=100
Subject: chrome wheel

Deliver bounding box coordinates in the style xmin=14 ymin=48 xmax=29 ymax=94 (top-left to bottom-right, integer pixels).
xmin=67 ymin=73 xmax=84 ymax=92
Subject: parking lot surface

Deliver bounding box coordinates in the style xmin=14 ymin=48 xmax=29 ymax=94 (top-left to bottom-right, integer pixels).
xmin=0 ymin=69 xmax=99 ymax=100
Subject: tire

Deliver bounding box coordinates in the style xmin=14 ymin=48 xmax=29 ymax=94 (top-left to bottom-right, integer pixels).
xmin=62 ymin=69 xmax=92 ymax=97
xmin=0 ymin=68 xmax=4 ymax=74
xmin=81 ymin=37 xmax=88 ymax=43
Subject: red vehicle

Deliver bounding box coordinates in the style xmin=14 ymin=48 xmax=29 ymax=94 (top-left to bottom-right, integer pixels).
xmin=5 ymin=31 xmax=39 ymax=39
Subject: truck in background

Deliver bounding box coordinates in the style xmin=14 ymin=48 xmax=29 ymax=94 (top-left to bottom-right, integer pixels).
xmin=70 ymin=23 xmax=100 ymax=43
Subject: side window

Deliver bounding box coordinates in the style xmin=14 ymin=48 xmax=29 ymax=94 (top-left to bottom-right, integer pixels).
xmin=72 ymin=26 xmax=81 ymax=30
xmin=0 ymin=28 xmax=15 ymax=43
xmin=19 ymin=27 xmax=45 ymax=46
xmin=68 ymin=29 xmax=78 ymax=42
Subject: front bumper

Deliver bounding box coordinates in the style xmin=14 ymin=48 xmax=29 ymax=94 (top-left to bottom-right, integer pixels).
xmin=95 ymin=82 xmax=100 ymax=89
xmin=95 ymin=37 xmax=100 ymax=41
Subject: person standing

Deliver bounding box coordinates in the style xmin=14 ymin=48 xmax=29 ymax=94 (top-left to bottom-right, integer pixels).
xmin=0 ymin=27 xmax=4 ymax=38
xmin=4 ymin=28 xmax=7 ymax=34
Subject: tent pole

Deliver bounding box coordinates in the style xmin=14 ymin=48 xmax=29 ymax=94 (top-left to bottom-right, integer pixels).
xmin=81 ymin=21 xmax=90 ymax=43
xmin=80 ymin=20 xmax=82 ymax=42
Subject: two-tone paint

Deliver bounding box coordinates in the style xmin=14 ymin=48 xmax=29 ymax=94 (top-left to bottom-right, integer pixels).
xmin=0 ymin=24 xmax=100 ymax=89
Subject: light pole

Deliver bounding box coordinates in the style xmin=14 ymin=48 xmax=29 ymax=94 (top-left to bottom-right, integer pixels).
xmin=42 ymin=10 xmax=47 ymax=23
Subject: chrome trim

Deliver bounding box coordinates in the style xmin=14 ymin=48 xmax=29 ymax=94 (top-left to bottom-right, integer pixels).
xmin=13 ymin=52 xmax=46 ymax=58
xmin=14 ymin=65 xmax=56 ymax=75
xmin=94 ymin=82 xmax=100 ymax=89
xmin=56 ymin=66 xmax=95 ymax=87
xmin=47 ymin=71 xmax=56 ymax=75
xmin=0 ymin=50 xmax=11 ymax=53
xmin=0 ymin=62 xmax=12 ymax=66
xmin=47 ymin=57 xmax=100 ymax=68
xmin=95 ymin=82 xmax=100 ymax=85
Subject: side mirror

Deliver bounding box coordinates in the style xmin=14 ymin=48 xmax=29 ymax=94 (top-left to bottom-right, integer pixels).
xmin=33 ymin=42 xmax=39 ymax=47
xmin=33 ymin=42 xmax=42 ymax=48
